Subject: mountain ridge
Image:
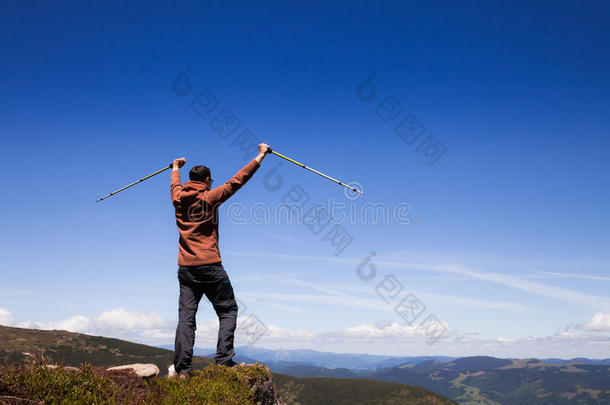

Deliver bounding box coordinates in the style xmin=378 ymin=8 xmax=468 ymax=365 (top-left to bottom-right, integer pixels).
xmin=179 ymin=345 xmax=610 ymax=370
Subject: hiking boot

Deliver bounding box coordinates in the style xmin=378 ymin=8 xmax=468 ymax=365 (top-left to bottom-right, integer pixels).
xmin=168 ymin=364 xmax=192 ymax=379
xmin=167 ymin=364 xmax=177 ymax=379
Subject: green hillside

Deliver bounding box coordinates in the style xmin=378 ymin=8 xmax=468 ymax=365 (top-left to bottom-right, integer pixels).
xmin=274 ymin=374 xmax=457 ymax=405
xmin=0 ymin=325 xmax=212 ymax=375
xmin=370 ymin=357 xmax=610 ymax=405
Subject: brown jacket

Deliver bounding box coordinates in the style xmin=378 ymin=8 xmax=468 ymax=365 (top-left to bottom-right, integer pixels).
xmin=171 ymin=159 xmax=260 ymax=266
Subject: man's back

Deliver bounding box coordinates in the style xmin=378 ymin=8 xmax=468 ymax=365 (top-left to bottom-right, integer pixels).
xmin=170 ymin=159 xmax=261 ymax=266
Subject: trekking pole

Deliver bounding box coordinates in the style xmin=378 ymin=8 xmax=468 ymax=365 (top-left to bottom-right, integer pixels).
xmin=96 ymin=163 xmax=173 ymax=202
xmin=269 ymin=148 xmax=363 ymax=194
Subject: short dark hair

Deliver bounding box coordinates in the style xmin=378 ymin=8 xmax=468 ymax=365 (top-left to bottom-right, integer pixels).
xmin=189 ymin=165 xmax=211 ymax=182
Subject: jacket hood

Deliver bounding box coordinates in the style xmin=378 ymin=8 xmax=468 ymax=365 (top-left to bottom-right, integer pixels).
xmin=180 ymin=180 xmax=210 ymax=199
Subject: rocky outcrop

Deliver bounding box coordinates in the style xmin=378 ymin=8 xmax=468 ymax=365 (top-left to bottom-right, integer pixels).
xmin=45 ymin=363 xmax=160 ymax=378
xmin=243 ymin=364 xmax=286 ymax=405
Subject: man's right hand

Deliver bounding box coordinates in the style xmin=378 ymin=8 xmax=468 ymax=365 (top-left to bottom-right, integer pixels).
xmin=255 ymin=144 xmax=271 ymax=164
xmin=258 ymin=143 xmax=271 ymax=155
xmin=173 ymin=157 xmax=186 ymax=170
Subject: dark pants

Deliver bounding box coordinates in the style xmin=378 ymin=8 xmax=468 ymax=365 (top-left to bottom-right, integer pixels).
xmin=173 ymin=263 xmax=238 ymax=373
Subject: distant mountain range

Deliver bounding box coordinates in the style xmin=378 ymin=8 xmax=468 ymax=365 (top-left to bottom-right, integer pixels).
xmin=185 ymin=344 xmax=610 ymax=369
xmin=181 ymin=346 xmax=610 ymax=404
xmin=170 ymin=345 xmax=458 ymax=370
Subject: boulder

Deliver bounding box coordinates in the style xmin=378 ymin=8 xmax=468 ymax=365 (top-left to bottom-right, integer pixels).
xmin=107 ymin=363 xmax=159 ymax=378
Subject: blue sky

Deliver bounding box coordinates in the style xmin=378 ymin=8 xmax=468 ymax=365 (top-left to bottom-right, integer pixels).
xmin=1 ymin=1 xmax=609 ymax=358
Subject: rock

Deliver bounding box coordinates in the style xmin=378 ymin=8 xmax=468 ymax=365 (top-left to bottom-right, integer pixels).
xmin=107 ymin=363 xmax=159 ymax=378
xmin=243 ymin=364 xmax=287 ymax=405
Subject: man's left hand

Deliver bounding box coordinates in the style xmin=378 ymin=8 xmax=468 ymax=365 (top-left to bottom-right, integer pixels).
xmin=173 ymin=157 xmax=186 ymax=170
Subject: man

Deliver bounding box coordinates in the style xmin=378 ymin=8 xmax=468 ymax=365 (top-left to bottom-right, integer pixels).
xmin=169 ymin=143 xmax=271 ymax=377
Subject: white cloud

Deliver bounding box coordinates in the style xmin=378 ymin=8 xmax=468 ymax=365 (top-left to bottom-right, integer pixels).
xmin=0 ymin=308 xmax=16 ymax=326
xmin=18 ymin=316 xmax=91 ymax=333
xmin=93 ymin=308 xmax=168 ymax=333
xmin=341 ymin=323 xmax=419 ymax=339
xmin=2 ymin=307 xmax=173 ymax=344
xmin=244 ymin=321 xmax=610 ymax=359
xmin=263 ymin=324 xmax=317 ymax=340
xmin=579 ymin=313 xmax=610 ymax=332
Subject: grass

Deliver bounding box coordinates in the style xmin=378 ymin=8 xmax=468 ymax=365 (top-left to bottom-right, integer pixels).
xmin=0 ymin=363 xmax=275 ymax=404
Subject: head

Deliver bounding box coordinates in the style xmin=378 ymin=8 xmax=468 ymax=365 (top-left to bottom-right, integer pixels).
xmin=189 ymin=165 xmax=212 ymax=186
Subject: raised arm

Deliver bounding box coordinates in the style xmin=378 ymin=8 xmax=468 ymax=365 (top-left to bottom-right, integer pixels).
xmin=170 ymin=157 xmax=186 ymax=205
xmin=207 ymin=143 xmax=271 ymax=205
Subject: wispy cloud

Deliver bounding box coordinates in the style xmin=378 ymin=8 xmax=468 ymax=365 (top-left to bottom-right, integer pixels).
xmin=268 ymin=233 xmax=304 ymax=244
xmin=240 ymin=278 xmax=531 ymax=313
xmin=224 ymin=250 xmax=358 ymax=264
xmin=251 ymin=299 xmax=308 ymax=314
xmin=381 ymin=260 xmax=610 ymax=311
xmin=287 ymin=278 xmax=355 ymax=299
xmin=227 ymin=250 xmax=610 ymax=311
xmin=532 ymin=270 xmax=610 ymax=282
xmin=240 ymin=291 xmax=392 ymax=313
xmin=416 ymin=292 xmax=531 ymax=312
